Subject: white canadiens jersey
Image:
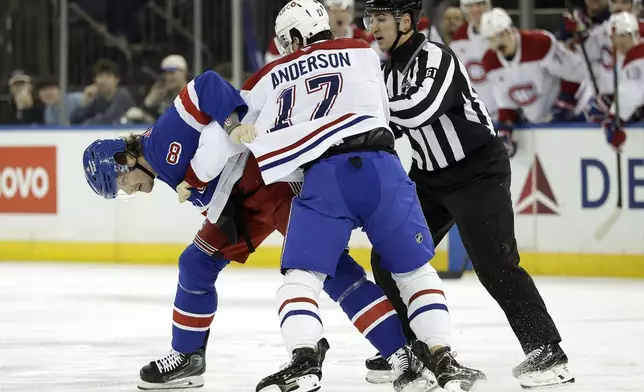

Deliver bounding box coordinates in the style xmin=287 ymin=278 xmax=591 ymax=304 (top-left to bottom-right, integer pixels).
xmin=450 ymin=22 xmax=498 ymax=120
xmin=482 ymin=30 xmax=586 ymax=124
xmin=583 ymin=19 xmax=644 ymax=95
xmin=241 ymin=38 xmax=390 ymax=184
xmin=612 ymin=43 xmax=644 ymax=121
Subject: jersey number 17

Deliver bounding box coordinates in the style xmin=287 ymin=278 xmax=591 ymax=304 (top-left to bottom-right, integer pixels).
xmin=270 ymin=72 xmax=343 ymax=132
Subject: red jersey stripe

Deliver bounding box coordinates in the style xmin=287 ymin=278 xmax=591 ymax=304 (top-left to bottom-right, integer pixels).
xmin=179 ymin=86 xmax=210 ymax=125
xmin=256 ymin=113 xmax=355 ymax=163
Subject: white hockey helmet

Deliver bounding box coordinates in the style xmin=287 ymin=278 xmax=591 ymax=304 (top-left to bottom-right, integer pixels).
xmin=608 ymin=11 xmax=640 ymax=39
xmin=274 ymin=0 xmax=331 ymax=56
xmin=609 ymin=0 xmax=642 ymax=14
xmin=460 ymin=0 xmax=492 ymax=11
xmin=480 ymin=7 xmax=513 ymax=38
xmin=324 ymin=0 xmax=354 ymax=9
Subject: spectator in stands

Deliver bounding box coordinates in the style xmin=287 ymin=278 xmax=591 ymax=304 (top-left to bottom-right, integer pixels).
xmin=36 ymin=77 xmax=84 ymax=125
xmin=439 ymin=6 xmax=465 ymax=45
xmin=6 ymin=70 xmax=45 ymax=124
xmin=70 ymin=59 xmax=135 ymax=125
xmin=142 ymin=55 xmax=189 ymax=122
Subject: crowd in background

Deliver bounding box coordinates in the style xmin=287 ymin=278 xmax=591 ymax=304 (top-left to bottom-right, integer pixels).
xmin=0 ymin=0 xmax=639 ymax=129
xmin=1 ymin=54 xmax=188 ymax=126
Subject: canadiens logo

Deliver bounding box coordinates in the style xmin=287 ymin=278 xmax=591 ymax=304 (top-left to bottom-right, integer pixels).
xmin=465 ymin=61 xmax=486 ymax=82
xmin=600 ymin=45 xmax=614 ymax=70
xmin=508 ymin=83 xmax=539 ymax=106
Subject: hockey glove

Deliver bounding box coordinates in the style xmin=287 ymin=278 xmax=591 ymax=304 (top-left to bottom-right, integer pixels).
xmin=496 ymin=122 xmax=517 ymax=158
xmin=563 ymin=10 xmax=590 ymax=44
xmin=583 ymin=94 xmax=613 ymax=123
xmin=550 ymin=92 xmax=578 ymax=122
xmin=601 ymin=118 xmax=627 ymax=152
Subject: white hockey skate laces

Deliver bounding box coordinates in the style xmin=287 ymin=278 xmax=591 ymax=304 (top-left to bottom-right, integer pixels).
xmin=525 ymin=347 xmax=544 ymax=361
xmin=155 ymin=350 xmax=185 ymax=373
xmin=387 ymin=348 xmax=411 ymax=378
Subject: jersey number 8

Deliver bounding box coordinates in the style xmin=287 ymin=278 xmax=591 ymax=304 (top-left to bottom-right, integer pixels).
xmin=166 ymin=142 xmax=182 ymax=165
xmin=270 ymin=72 xmax=343 ymax=132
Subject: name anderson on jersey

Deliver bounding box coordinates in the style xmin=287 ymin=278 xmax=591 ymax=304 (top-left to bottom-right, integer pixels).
xmin=271 ymin=52 xmax=351 ymax=89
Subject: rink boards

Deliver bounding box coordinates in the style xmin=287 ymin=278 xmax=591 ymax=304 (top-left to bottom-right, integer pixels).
xmin=0 ymin=124 xmax=643 ymax=277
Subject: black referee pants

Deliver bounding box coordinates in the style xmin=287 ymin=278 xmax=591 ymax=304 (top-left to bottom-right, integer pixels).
xmin=371 ymin=138 xmax=561 ymax=354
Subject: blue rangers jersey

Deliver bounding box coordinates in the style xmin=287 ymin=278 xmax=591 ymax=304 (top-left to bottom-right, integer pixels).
xmin=142 ymin=70 xmax=248 ymax=212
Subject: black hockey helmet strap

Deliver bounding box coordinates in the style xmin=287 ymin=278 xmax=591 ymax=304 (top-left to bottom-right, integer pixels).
xmin=134 ymin=162 xmax=156 ymax=180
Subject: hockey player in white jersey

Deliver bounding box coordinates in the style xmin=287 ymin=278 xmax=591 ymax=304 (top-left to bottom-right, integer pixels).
xmin=579 ymin=0 xmax=644 ymax=122
xmin=449 ymin=0 xmax=498 ymax=120
xmin=236 ymin=1 xmax=486 ymax=391
xmin=594 ymin=11 xmax=643 ymax=151
xmin=480 ymin=8 xmax=587 ymax=157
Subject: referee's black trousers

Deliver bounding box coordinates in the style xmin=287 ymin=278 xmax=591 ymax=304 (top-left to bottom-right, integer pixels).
xmin=371 ymin=137 xmax=562 ymax=354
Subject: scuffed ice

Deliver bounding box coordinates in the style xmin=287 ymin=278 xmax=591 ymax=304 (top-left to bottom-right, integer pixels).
xmin=1 ymin=262 xmax=642 ymax=392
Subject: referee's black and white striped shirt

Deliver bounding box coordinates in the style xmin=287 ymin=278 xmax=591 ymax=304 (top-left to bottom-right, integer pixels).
xmin=384 ymin=33 xmax=496 ymax=172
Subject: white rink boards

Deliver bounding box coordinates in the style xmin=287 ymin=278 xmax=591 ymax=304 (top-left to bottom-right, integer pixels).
xmin=1 ymin=263 xmax=643 ymax=392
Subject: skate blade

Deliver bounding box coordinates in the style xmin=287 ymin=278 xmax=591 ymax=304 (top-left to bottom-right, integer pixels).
xmin=399 ymin=375 xmax=438 ymax=392
xmin=258 ymin=374 xmax=321 ymax=392
xmin=420 ymin=368 xmax=440 ymax=391
xmin=137 ymin=375 xmax=204 ymax=390
xmin=443 ymin=378 xmax=486 ymax=392
xmin=365 ymin=369 xmax=394 ymax=384
xmin=518 ymin=364 xmax=575 ymax=389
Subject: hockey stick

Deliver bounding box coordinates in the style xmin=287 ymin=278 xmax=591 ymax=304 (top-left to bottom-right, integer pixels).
xmin=594 ymin=39 xmax=623 ymax=240
xmin=563 ymin=0 xmax=623 ymax=240
xmin=423 ymin=2 xmax=446 ymax=44
xmin=564 ymin=0 xmax=600 ymax=95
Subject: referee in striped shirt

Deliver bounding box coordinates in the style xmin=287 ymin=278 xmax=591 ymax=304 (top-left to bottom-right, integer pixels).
xmin=362 ymin=0 xmax=573 ymax=389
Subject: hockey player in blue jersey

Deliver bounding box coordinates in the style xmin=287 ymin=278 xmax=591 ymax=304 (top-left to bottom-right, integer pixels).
xmin=82 ymin=70 xmax=436 ymax=391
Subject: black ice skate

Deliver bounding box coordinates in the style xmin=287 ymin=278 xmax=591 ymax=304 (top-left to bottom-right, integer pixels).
xmin=365 ymin=352 xmax=395 ymax=384
xmin=512 ymin=343 xmax=574 ymax=389
xmin=413 ymin=341 xmax=486 ymax=392
xmin=256 ymin=338 xmax=330 ymax=392
xmin=138 ymin=332 xmax=209 ymax=390
xmin=388 ymin=345 xmax=437 ymax=392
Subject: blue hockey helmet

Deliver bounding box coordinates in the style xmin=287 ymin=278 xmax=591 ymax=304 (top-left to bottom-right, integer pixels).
xmin=82 ymin=138 xmax=130 ymax=199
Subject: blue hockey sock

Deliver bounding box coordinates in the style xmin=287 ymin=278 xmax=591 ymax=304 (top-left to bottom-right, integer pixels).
xmin=324 ymin=252 xmax=405 ymax=358
xmin=172 ymin=283 xmax=217 ymax=353
xmin=171 ymin=244 xmax=229 ymax=353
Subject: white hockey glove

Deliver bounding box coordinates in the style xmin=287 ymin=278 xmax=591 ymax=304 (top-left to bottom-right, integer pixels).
xmin=230 ymin=124 xmax=258 ymax=144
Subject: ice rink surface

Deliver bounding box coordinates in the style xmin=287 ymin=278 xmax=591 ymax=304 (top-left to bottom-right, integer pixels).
xmin=1 ymin=262 xmax=643 ymax=392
